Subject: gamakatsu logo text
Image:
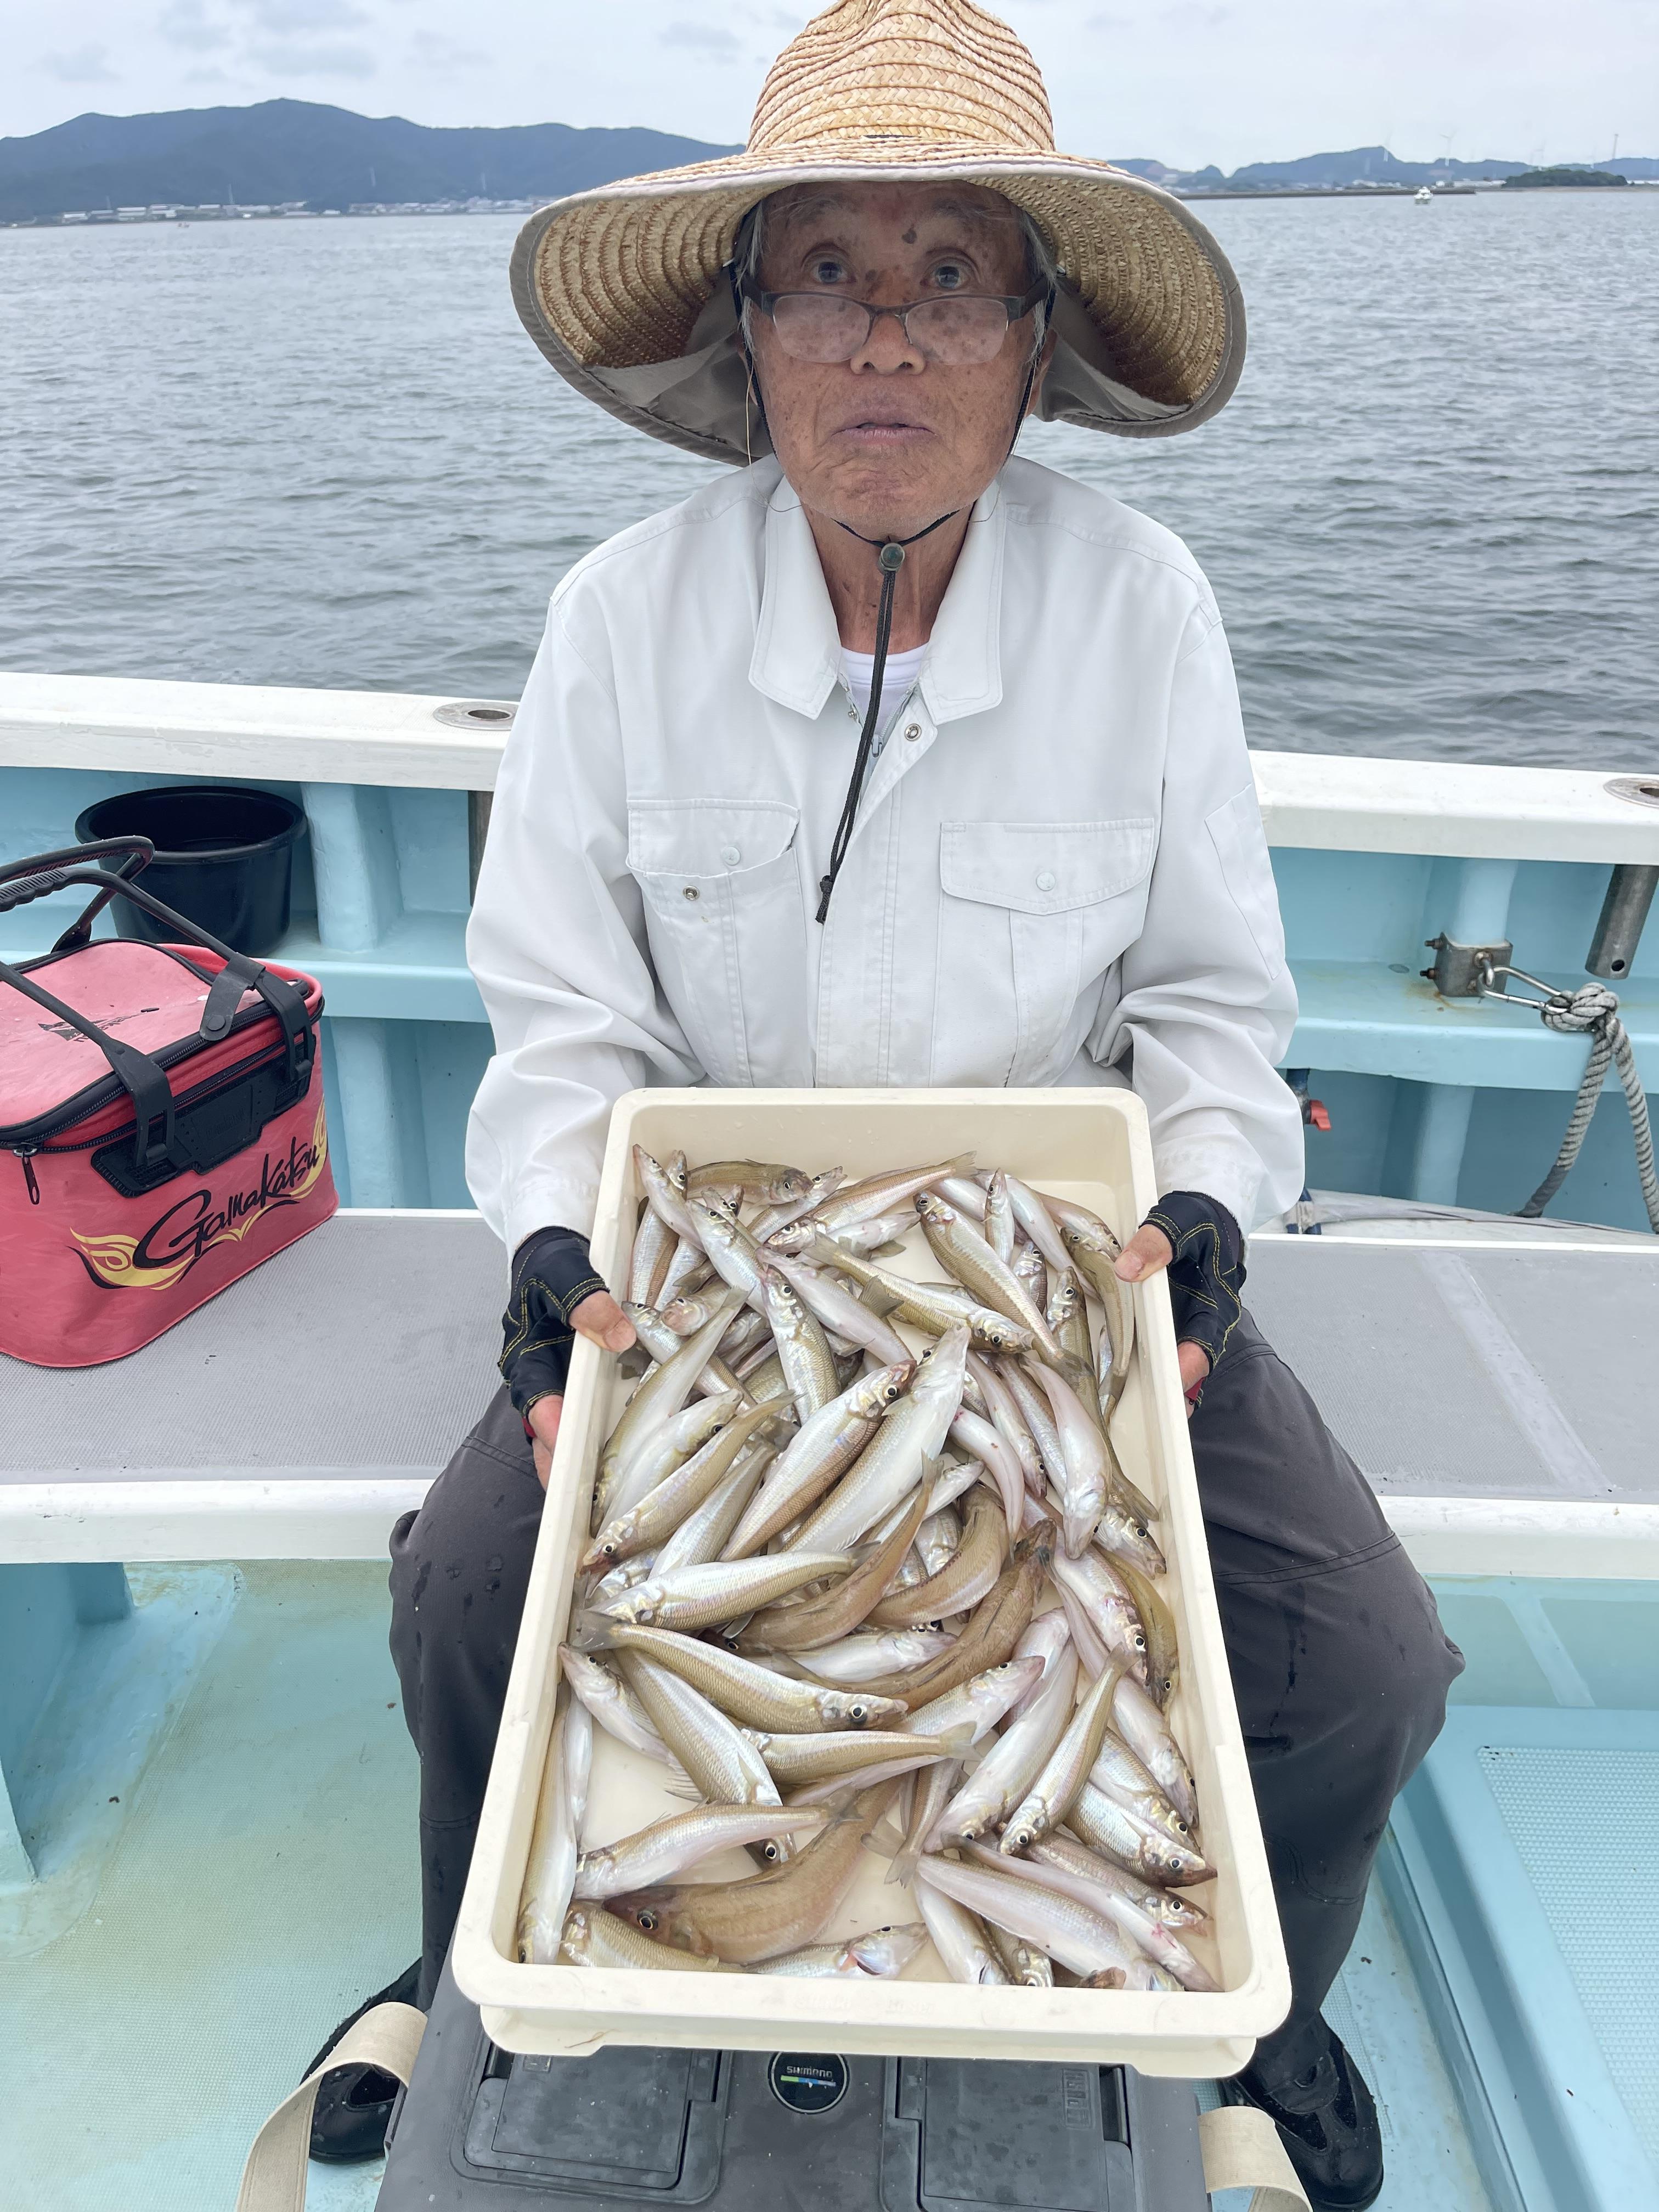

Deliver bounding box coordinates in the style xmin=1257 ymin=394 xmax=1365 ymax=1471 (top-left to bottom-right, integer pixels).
xmin=72 ymin=1104 xmax=328 ymax=1291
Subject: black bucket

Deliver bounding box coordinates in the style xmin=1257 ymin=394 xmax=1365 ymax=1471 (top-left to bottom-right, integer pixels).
xmin=75 ymin=785 xmax=307 ymax=956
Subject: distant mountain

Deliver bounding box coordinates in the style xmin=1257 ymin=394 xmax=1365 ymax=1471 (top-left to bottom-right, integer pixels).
xmin=1223 ymin=146 xmax=1527 ymax=187
xmin=1158 ymin=146 xmax=1659 ymax=189
xmin=0 ymin=99 xmax=740 ymax=224
xmin=3 ymin=103 xmax=1654 ymax=224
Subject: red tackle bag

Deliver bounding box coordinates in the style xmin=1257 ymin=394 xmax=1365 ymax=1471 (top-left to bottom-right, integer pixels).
xmin=0 ymin=837 xmax=337 ymax=1368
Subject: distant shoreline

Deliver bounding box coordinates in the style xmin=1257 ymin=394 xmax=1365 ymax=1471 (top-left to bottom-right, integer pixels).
xmin=14 ymin=179 xmax=1659 ymax=233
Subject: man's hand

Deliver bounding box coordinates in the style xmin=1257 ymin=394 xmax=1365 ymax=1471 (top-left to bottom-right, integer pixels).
xmin=1112 ymin=1222 xmax=1212 ymax=1407
xmin=526 ymin=1290 xmax=636 ymax=1487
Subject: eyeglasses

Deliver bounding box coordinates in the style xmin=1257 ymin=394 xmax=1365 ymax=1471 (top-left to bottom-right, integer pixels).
xmin=738 ymin=273 xmax=1051 ymax=366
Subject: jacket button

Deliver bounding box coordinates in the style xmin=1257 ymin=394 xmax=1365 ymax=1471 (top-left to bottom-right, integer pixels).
xmin=683 ymin=886 xmax=701 ymax=900
xmin=720 ymin=845 xmax=741 ymax=865
xmin=905 ymin=724 xmax=922 ymax=741
xmin=1035 ymin=869 xmax=1057 ymax=891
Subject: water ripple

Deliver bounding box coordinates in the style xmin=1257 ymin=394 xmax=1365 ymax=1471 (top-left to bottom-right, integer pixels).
xmin=1 ymin=193 xmax=1656 ymax=769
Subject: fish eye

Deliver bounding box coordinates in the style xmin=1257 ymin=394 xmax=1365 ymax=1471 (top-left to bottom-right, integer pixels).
xmin=1175 ymin=1817 xmax=1189 ymax=1835
xmin=763 ymin=1841 xmax=782 ymax=1861
xmin=848 ymin=1701 xmax=869 ymax=1724
xmin=637 ymin=1908 xmax=659 ymax=1931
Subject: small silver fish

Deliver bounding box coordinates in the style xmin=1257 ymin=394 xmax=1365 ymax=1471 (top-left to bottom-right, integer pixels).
xmin=988 ymin=1923 xmax=1054 ymax=1987
xmin=633 ymin=1145 xmax=704 ymax=1249
xmin=558 ymin=1906 xmax=736 ymax=1972
xmin=984 ymin=1171 xmax=1017 ymax=1265
xmin=685 ymin=1160 xmax=814 ymax=1203
xmin=1000 ymin=1662 xmax=1123 ymax=1853
xmin=629 ymin=1201 xmax=678 ymax=1308
xmin=1111 ymin=1675 xmax=1198 ymax=1828
xmin=768 ymin=1153 xmax=977 ymax=1251
xmin=915 ymin=1192 xmax=1070 ymax=1369
xmin=915 ymin=1854 xmax=1146 ymax=1983
xmin=799 ymin=1627 xmax=955 ymax=1683
xmin=758 ymin=1261 xmax=840 ymax=1423
xmin=591 ymin=1552 xmax=855 ymax=1634
xmin=517 ymin=1699 xmax=592 ymax=1964
xmin=573 ymin=1804 xmax=826 ymax=1899
xmin=560 ymin=1647 xmax=674 ymax=1766
xmin=753 ymin=1923 xmax=928 ymax=1978
xmin=914 ymin=1883 xmax=1010 ymax=1985
xmin=654 ymin=1446 xmax=771 ymax=1575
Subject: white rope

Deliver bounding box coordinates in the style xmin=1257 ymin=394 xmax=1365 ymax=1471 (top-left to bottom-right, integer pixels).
xmin=1515 ymin=980 xmax=1659 ymax=1233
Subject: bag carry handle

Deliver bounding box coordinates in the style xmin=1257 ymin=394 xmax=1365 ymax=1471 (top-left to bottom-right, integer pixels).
xmin=3 ymin=856 xmax=311 ymax=1054
xmin=1197 ymin=2104 xmax=1314 ymax=2210
xmin=0 ymin=867 xmax=313 ymax=1174
xmin=235 ymin=2001 xmax=425 ymax=2212
xmin=0 ymin=836 xmax=155 ymax=952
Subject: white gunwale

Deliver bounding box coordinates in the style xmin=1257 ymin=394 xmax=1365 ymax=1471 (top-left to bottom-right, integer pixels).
xmin=4 ymin=669 xmax=1659 ymax=862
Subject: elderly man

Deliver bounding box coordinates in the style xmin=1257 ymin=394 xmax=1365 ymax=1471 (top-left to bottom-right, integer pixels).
xmin=308 ymin=5 xmax=1460 ymax=2202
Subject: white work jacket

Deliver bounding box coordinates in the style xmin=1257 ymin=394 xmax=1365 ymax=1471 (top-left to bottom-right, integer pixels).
xmin=466 ymin=454 xmax=1303 ymax=1254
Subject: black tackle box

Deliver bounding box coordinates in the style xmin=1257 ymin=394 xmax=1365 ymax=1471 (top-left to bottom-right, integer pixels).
xmin=377 ymin=1956 xmax=1209 ymax=2211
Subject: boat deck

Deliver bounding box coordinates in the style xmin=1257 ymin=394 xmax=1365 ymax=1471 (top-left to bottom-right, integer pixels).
xmin=4 ymin=1554 xmax=1551 ymax=2212
xmin=2 ymin=1216 xmax=1656 ymax=2209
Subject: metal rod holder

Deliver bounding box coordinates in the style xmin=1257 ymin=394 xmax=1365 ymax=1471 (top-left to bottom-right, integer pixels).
xmin=467 ymin=791 xmax=494 ymax=902
xmin=1586 ymin=862 xmax=1658 ymax=980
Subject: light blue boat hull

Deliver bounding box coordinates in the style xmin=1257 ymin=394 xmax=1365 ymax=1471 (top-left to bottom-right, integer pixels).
xmin=3 ymin=763 xmax=1655 ymax=1226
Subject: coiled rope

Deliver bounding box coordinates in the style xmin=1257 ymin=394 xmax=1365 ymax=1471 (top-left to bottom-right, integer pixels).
xmin=1514 ymin=979 xmax=1659 ymax=1231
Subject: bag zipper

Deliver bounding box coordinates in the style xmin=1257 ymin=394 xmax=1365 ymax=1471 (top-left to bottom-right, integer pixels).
xmin=9 ymin=1030 xmax=314 ymax=1201
xmin=0 ymin=975 xmax=320 ymax=1150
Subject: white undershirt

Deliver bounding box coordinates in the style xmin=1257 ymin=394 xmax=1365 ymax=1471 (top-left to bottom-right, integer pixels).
xmin=839 ymin=642 xmax=928 ymax=742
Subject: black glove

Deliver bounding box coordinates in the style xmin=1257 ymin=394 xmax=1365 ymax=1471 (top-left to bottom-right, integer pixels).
xmin=499 ymin=1226 xmax=608 ymax=1418
xmin=1142 ymin=1190 xmax=1245 ymax=1378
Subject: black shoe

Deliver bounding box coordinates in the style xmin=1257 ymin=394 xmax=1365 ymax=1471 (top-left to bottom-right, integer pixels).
xmin=304 ymin=1959 xmax=421 ymax=2164
xmin=1231 ymin=2019 xmax=1384 ymax=2211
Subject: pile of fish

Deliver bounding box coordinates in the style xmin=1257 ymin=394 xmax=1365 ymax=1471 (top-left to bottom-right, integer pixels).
xmin=516 ymin=1148 xmax=1216 ymax=1994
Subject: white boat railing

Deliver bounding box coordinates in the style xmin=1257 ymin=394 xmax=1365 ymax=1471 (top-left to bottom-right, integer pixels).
xmin=4 ymin=668 xmax=1659 ymax=864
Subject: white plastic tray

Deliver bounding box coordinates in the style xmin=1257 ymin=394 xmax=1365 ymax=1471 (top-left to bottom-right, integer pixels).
xmin=452 ymin=1089 xmax=1290 ymax=2075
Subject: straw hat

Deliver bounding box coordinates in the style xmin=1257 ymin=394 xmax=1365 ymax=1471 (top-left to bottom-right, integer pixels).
xmin=509 ymin=0 xmax=1244 ymax=464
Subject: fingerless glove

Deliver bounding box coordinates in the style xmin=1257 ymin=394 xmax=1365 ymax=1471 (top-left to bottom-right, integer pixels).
xmin=1142 ymin=1190 xmax=1245 ymax=1377
xmin=499 ymin=1226 xmax=608 ymax=1417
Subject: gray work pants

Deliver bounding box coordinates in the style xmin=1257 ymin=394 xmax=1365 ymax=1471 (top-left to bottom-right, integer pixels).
xmin=387 ymin=1311 xmax=1463 ymax=2062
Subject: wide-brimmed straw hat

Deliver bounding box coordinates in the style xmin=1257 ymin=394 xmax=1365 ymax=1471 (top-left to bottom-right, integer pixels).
xmin=509 ymin=0 xmax=1244 ymax=465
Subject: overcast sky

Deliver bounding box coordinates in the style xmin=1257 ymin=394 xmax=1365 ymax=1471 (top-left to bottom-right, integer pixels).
xmin=6 ymin=0 xmax=1656 ymax=171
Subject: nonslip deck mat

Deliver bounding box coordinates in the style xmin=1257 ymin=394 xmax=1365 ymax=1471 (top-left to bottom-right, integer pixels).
xmin=1393 ymin=1707 xmax=1659 ymax=2211
xmin=1477 ymin=1744 xmax=1659 ymax=2168
xmin=1243 ymin=1242 xmax=1659 ymax=1503
xmin=0 ymin=1210 xmax=502 ymax=1479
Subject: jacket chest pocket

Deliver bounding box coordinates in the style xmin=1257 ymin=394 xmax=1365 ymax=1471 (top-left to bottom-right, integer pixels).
xmin=627 ymin=801 xmax=810 ymax=1088
xmin=932 ymin=819 xmax=1156 ymax=1086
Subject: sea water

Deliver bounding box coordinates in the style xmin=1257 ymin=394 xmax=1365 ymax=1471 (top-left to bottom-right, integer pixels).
xmin=1 ymin=189 xmax=1656 ymax=770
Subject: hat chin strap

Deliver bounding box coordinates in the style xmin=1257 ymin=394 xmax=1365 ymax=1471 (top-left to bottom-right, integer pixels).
xmin=814 ymin=311 xmax=1051 ymax=926
xmin=733 ymin=280 xmax=1052 ymax=927
xmin=816 ymin=510 xmax=958 ymax=925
